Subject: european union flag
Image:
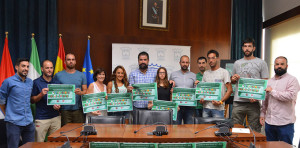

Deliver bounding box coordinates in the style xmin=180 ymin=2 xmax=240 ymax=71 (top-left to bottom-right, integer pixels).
xmin=82 ymin=38 xmax=94 ymax=86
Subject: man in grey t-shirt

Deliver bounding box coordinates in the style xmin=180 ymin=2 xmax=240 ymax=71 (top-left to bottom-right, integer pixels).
xmin=231 ymin=38 xmax=269 ymax=132
xmin=170 ymin=55 xmax=196 ymax=124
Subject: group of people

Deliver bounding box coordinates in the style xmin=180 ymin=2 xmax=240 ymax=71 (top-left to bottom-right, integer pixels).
xmin=0 ymin=37 xmax=299 ymax=147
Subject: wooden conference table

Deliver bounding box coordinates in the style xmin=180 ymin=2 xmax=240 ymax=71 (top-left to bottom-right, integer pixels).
xmin=20 ymin=141 xmax=293 ymax=148
xmin=48 ymin=123 xmax=266 ymax=143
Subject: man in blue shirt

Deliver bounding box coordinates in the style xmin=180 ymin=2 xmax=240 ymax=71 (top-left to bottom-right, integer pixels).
xmin=31 ymin=60 xmax=61 ymax=142
xmin=0 ymin=58 xmax=35 ymax=148
xmin=54 ymin=53 xmax=87 ymax=126
xmin=128 ymin=52 xmax=157 ymax=110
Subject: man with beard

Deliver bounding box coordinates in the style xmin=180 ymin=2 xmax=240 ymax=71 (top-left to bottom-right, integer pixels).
xmin=199 ymin=50 xmax=232 ymax=117
xmin=194 ymin=56 xmax=207 ymax=117
xmin=260 ymin=56 xmax=299 ymax=145
xmin=54 ymin=53 xmax=87 ymax=126
xmin=0 ymin=58 xmax=35 ymax=147
xmin=231 ymin=38 xmax=269 ymax=132
xmin=170 ymin=55 xmax=196 ymax=124
xmin=31 ymin=60 xmax=61 ymax=142
xmin=128 ymin=52 xmax=157 ymax=110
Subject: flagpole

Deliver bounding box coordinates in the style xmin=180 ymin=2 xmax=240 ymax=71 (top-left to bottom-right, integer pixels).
xmin=59 ymin=33 xmax=62 ymax=38
xmin=88 ymin=35 xmax=90 ymax=40
xmin=5 ymin=32 xmax=8 ymax=38
xmin=31 ymin=33 xmax=35 ymax=38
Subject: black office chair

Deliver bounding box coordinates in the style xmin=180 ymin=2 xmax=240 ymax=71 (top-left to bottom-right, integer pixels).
xmin=88 ymin=116 xmax=125 ymax=124
xmin=133 ymin=110 xmax=173 ymax=125
xmin=193 ymin=117 xmax=234 ymax=128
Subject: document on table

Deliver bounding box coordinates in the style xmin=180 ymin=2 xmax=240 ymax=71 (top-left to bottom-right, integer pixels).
xmin=232 ymin=128 xmax=250 ymax=133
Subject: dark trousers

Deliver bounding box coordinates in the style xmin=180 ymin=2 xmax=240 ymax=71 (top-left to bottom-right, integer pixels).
xmin=176 ymin=106 xmax=194 ymax=124
xmin=61 ymin=110 xmax=84 ymax=127
xmin=265 ymin=122 xmax=294 ymax=145
xmin=0 ymin=119 xmax=7 ymax=148
xmin=6 ymin=122 xmax=35 ymax=148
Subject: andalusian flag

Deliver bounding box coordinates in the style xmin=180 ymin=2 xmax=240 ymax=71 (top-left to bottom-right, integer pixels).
xmin=54 ymin=34 xmax=66 ymax=75
xmin=82 ymin=36 xmax=93 ymax=86
xmin=0 ymin=32 xmax=14 ymax=87
xmin=28 ymin=34 xmax=42 ymax=80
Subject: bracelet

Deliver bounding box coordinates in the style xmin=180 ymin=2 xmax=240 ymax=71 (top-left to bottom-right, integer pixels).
xmin=219 ymin=101 xmax=223 ymax=105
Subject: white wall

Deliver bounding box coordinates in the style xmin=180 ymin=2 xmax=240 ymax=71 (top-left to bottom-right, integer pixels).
xmin=263 ymin=0 xmax=300 ymax=21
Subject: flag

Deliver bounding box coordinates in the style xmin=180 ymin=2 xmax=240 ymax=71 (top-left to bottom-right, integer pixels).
xmin=82 ymin=37 xmax=93 ymax=86
xmin=0 ymin=35 xmax=14 ymax=87
xmin=54 ymin=35 xmax=66 ymax=75
xmin=27 ymin=35 xmax=42 ymax=80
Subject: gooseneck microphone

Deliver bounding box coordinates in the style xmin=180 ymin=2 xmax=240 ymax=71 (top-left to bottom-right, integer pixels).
xmin=134 ymin=122 xmax=168 ymax=136
xmin=245 ymin=125 xmax=256 ymax=148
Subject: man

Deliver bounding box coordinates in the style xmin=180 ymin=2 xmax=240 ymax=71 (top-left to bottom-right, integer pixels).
xmin=31 ymin=60 xmax=61 ymax=142
xmin=0 ymin=58 xmax=34 ymax=148
xmin=260 ymin=56 xmax=299 ymax=145
xmin=199 ymin=50 xmax=232 ymax=117
xmin=194 ymin=56 xmax=207 ymax=117
xmin=128 ymin=51 xmax=157 ymax=110
xmin=231 ymin=38 xmax=269 ymax=132
xmin=54 ymin=53 xmax=87 ymax=126
xmin=170 ymin=55 xmax=196 ymax=124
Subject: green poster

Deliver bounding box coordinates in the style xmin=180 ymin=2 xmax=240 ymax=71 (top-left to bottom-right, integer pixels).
xmin=90 ymin=142 xmax=119 ymax=148
xmin=196 ymin=82 xmax=222 ymax=101
xmin=107 ymin=93 xmax=133 ymax=112
xmin=152 ymin=100 xmax=178 ymax=121
xmin=225 ymin=63 xmax=235 ymax=96
xmin=120 ymin=143 xmax=157 ymax=148
xmin=132 ymin=83 xmax=158 ymax=101
xmin=172 ymin=88 xmax=197 ymax=106
xmin=47 ymin=84 xmax=75 ymax=105
xmin=195 ymin=142 xmax=226 ymax=148
xmin=238 ymin=78 xmax=268 ymax=100
xmin=158 ymin=143 xmax=195 ymax=148
xmin=82 ymin=92 xmax=107 ymax=113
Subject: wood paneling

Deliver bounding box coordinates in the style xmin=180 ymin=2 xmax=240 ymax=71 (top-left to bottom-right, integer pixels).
xmin=58 ymin=0 xmax=231 ymax=80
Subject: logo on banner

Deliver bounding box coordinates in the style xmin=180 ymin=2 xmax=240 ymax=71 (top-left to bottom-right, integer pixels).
xmin=173 ymin=48 xmax=183 ymax=62
xmin=157 ymin=48 xmax=166 ymax=61
xmin=120 ymin=47 xmax=131 ymax=60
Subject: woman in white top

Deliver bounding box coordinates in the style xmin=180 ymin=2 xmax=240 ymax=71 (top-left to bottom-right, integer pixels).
xmin=107 ymin=65 xmax=130 ymax=118
xmin=86 ymin=68 xmax=107 ymax=123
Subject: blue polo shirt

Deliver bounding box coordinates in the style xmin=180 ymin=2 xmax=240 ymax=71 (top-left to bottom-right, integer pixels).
xmin=0 ymin=74 xmax=33 ymax=126
xmin=31 ymin=76 xmax=60 ymax=120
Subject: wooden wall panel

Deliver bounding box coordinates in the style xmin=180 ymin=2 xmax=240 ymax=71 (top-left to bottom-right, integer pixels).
xmin=58 ymin=0 xmax=231 ymax=80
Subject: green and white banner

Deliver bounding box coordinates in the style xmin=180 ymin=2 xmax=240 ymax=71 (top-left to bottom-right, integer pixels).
xmin=107 ymin=93 xmax=133 ymax=112
xmin=47 ymin=84 xmax=75 ymax=105
xmin=82 ymin=92 xmax=107 ymax=113
xmin=152 ymin=100 xmax=178 ymax=121
xmin=196 ymin=82 xmax=222 ymax=101
xmin=132 ymin=83 xmax=158 ymax=101
xmin=172 ymin=88 xmax=196 ymax=106
xmin=238 ymin=78 xmax=268 ymax=100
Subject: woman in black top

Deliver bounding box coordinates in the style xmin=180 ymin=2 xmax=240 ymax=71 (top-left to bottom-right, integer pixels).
xmin=148 ymin=67 xmax=173 ymax=109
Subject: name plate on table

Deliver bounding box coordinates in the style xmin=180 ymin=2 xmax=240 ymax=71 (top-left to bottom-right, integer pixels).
xmin=90 ymin=142 xmax=119 ymax=148
xmin=107 ymin=93 xmax=133 ymax=112
xmin=120 ymin=143 xmax=157 ymax=148
xmin=196 ymin=82 xmax=222 ymax=101
xmin=172 ymin=88 xmax=196 ymax=106
xmin=158 ymin=143 xmax=195 ymax=148
xmin=82 ymin=92 xmax=107 ymax=113
xmin=238 ymin=78 xmax=268 ymax=100
xmin=132 ymin=83 xmax=158 ymax=101
xmin=47 ymin=84 xmax=75 ymax=105
xmin=195 ymin=142 xmax=226 ymax=148
xmin=152 ymin=100 xmax=178 ymax=121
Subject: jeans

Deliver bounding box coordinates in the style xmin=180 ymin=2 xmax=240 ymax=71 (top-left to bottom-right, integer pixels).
xmin=203 ymin=108 xmax=224 ymax=118
xmin=265 ymin=122 xmax=294 ymax=145
xmin=176 ymin=106 xmax=194 ymax=124
xmin=194 ymin=108 xmax=203 ymax=117
xmin=6 ymin=122 xmax=35 ymax=148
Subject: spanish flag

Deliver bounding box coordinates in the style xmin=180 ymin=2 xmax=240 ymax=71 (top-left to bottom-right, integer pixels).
xmin=0 ymin=32 xmax=14 ymax=87
xmin=54 ymin=34 xmax=66 ymax=75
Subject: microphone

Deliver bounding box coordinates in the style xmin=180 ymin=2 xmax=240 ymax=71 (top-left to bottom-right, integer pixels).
xmin=134 ymin=122 xmax=168 ymax=136
xmin=245 ymin=125 xmax=256 ymax=148
xmin=53 ymin=134 xmax=71 ymax=148
xmin=80 ymin=124 xmax=97 ymax=136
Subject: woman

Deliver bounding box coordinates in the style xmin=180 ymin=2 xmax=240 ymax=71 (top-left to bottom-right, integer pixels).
xmin=107 ymin=65 xmax=130 ymax=118
xmin=86 ymin=68 xmax=107 ymax=123
xmin=148 ymin=67 xmax=173 ymax=109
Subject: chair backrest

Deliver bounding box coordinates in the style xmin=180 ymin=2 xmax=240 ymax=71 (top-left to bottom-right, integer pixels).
xmin=133 ymin=110 xmax=173 ymax=125
xmin=193 ymin=117 xmax=233 ymax=127
xmin=88 ymin=116 xmax=125 ymax=124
